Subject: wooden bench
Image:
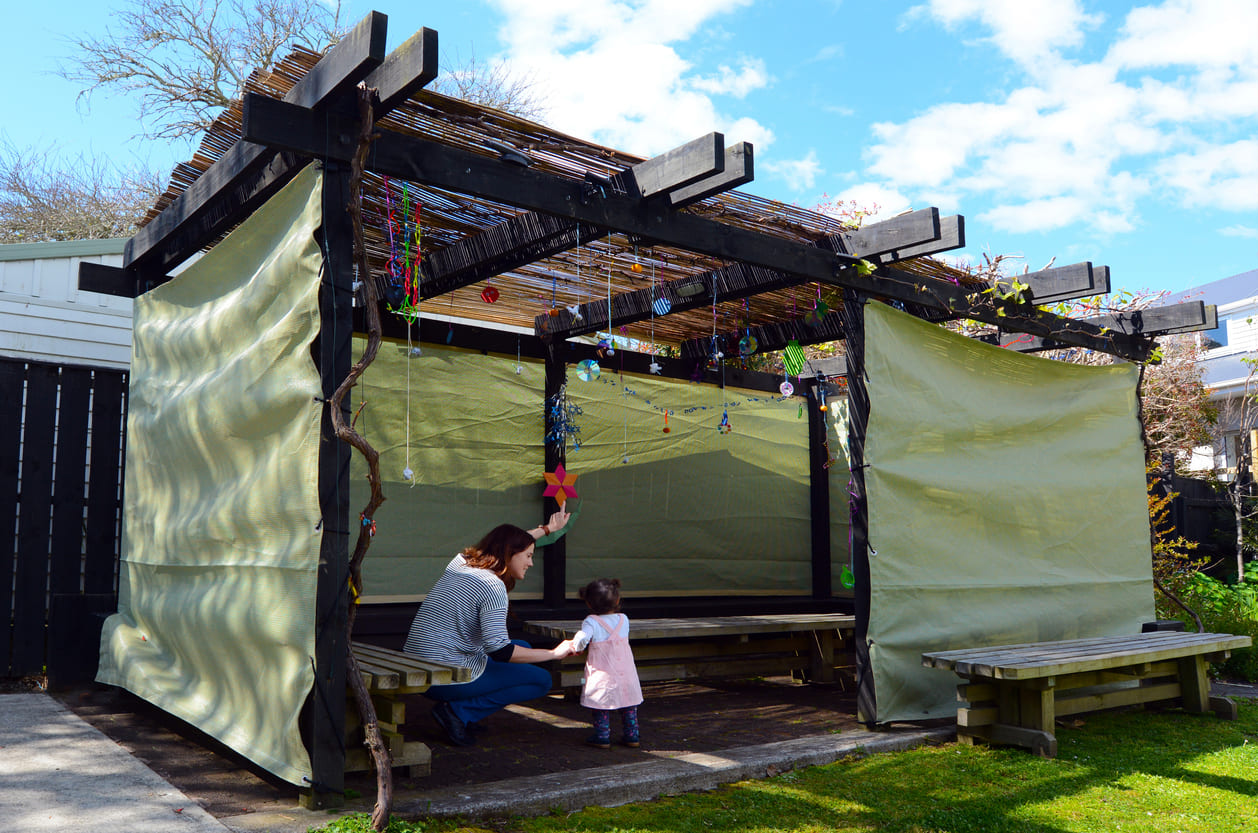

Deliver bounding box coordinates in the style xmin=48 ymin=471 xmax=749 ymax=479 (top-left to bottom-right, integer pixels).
xmin=523 ymin=613 xmax=856 ymax=695
xmin=921 ymin=631 xmax=1253 ymax=758
xmin=345 ymin=641 xmax=472 ymax=776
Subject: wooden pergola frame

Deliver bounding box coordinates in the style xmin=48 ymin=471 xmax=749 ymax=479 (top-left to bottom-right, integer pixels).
xmin=78 ymin=10 xmax=1216 ymax=802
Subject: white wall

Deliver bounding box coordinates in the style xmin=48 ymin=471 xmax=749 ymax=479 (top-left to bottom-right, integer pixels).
xmin=0 ymin=239 xmax=133 ymax=369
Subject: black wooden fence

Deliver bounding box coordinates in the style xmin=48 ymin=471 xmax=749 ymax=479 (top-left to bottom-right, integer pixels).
xmin=1 ymin=357 xmax=127 ymax=684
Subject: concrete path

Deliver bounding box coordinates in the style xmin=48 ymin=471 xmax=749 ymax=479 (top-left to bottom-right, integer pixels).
xmin=0 ymin=693 xmax=230 ymax=833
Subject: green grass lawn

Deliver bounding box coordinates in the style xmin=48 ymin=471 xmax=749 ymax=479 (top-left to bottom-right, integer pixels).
xmin=314 ymin=700 xmax=1258 ymax=833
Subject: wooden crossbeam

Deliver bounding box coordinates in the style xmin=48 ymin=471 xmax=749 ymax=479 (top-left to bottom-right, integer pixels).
xmin=821 ymin=208 xmax=940 ymax=259
xmin=241 ymin=93 xmax=864 ymax=275
xmin=666 ymin=142 xmax=754 ymax=208
xmin=118 ymin=11 xmax=397 ymax=285
xmin=678 ymin=312 xmax=846 ymax=359
xmin=998 ymin=301 xmax=1213 ymax=353
xmin=539 ymin=210 xmax=954 ymax=340
xmin=77 ymin=262 xmax=143 ymax=298
xmin=416 ymin=138 xmax=749 ymax=300
xmin=996 ymin=263 xmax=1110 ymax=306
xmin=240 ymin=95 xmax=1151 ymax=361
xmin=870 ymin=215 xmax=964 ymax=265
xmin=621 ymin=132 xmax=724 ymax=199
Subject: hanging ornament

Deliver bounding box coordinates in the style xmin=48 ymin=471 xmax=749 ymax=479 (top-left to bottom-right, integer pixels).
xmin=780 ymin=380 xmax=794 ymax=397
xmin=783 ymin=340 xmax=806 ymax=376
xmin=566 ymin=304 xmax=583 ymax=321
xmin=648 ymin=359 xmax=662 ymax=375
xmin=652 ymin=297 xmax=672 ymax=316
xmin=402 ymin=466 xmax=414 ymax=481
xmin=662 ymin=410 xmax=671 ymax=433
xmin=548 ymin=306 xmax=562 ymax=317
xmin=481 ymin=285 xmax=500 ymax=303
xmin=542 ymin=463 xmax=580 ymax=507
xmin=840 ymin=564 xmax=856 ymax=590
xmin=631 ymin=262 xmax=644 ymax=273
xmin=738 ymin=334 xmax=758 ymax=356
xmin=577 ymin=359 xmax=601 ymax=381
xmin=597 ymin=338 xmax=615 ymax=358
xmin=804 ymin=299 xmax=830 ymax=327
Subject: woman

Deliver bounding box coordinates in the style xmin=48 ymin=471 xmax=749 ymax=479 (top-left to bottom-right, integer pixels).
xmin=403 ymin=510 xmax=575 ymax=746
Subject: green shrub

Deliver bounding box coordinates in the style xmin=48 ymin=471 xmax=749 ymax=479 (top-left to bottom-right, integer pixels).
xmin=1185 ymin=561 xmax=1258 ymax=681
xmin=306 ymin=812 xmax=426 ymax=833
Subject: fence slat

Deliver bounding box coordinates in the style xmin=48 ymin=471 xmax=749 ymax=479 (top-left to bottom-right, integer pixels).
xmin=0 ymin=361 xmax=23 ymax=675
xmin=50 ymin=367 xmax=91 ymax=597
xmin=13 ymin=365 xmax=58 ymax=674
xmin=84 ymin=370 xmax=126 ymax=596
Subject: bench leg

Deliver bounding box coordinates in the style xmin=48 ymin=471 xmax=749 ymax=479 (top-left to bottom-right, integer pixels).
xmin=809 ymin=630 xmax=837 ymax=683
xmin=1177 ymin=654 xmax=1210 ymax=713
xmin=1209 ymin=695 xmax=1239 ymax=721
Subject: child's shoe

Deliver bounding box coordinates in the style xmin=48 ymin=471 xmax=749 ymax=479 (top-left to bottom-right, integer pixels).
xmin=619 ymin=734 xmax=640 ymax=748
xmin=585 ymin=733 xmax=611 ymax=749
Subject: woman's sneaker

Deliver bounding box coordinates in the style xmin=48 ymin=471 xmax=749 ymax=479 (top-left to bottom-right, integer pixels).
xmin=432 ymin=702 xmax=475 ymax=747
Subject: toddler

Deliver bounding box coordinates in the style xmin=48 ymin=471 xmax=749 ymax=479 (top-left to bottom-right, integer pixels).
xmin=571 ymin=578 xmax=643 ymax=748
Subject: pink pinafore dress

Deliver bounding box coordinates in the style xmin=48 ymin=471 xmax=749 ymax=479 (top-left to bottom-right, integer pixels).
xmin=580 ymin=614 xmax=643 ymax=710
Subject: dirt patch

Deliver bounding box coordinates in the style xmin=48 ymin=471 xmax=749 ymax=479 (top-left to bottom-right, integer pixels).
xmin=54 ymin=676 xmax=867 ymax=821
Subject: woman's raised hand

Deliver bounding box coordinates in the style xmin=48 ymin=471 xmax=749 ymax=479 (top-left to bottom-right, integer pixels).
xmin=546 ymin=508 xmax=571 ymax=533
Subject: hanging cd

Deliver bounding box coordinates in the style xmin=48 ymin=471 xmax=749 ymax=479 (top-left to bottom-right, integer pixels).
xmin=738 ymin=335 xmax=758 ymax=356
xmin=779 ymin=380 xmax=794 ymax=397
xmin=577 ymin=359 xmax=601 ymax=381
xmin=652 ymin=297 xmax=672 ymax=316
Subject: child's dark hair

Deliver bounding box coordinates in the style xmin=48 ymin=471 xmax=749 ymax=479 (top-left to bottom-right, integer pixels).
xmin=579 ymin=578 xmax=622 ymax=615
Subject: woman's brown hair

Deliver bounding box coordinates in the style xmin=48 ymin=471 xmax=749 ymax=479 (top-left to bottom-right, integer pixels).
xmin=462 ymin=524 xmax=536 ymax=591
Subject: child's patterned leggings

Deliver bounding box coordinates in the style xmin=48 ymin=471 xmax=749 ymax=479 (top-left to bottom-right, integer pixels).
xmin=591 ymin=705 xmax=639 ymax=740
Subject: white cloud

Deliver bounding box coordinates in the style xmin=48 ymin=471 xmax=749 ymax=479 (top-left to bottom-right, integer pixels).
xmin=1157 ymin=139 xmax=1258 ymax=211
xmin=1107 ymin=0 xmax=1258 ymax=72
xmin=487 ymin=0 xmax=769 ymax=157
xmin=910 ymin=0 xmax=1102 ymax=68
xmin=763 ymin=150 xmax=822 ymax=192
xmin=863 ymin=0 xmax=1256 ymax=243
xmin=691 ymin=58 xmax=769 ymax=98
xmin=1219 ymin=225 xmax=1258 ymax=240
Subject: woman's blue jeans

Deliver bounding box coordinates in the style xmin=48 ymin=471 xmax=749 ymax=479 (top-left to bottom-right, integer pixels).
xmin=423 ymin=640 xmax=552 ymax=724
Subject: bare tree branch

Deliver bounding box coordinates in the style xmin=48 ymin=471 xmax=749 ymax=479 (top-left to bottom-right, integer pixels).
xmin=58 ymin=0 xmax=347 ymax=140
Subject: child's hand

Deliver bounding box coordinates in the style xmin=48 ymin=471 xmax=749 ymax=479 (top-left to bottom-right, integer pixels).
xmin=552 ymin=639 xmax=576 ymax=659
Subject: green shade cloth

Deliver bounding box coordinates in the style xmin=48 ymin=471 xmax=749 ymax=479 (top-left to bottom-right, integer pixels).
xmin=96 ymin=165 xmax=325 ymax=785
xmin=352 ymin=344 xmax=847 ymax=600
xmin=863 ymin=302 xmax=1154 ymax=722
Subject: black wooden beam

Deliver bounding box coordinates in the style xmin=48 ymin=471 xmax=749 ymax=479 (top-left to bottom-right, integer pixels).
xmin=666 ymin=142 xmax=754 ymax=208
xmin=241 ymin=95 xmax=1151 ymax=361
xmin=870 ymin=215 xmax=964 ymax=265
xmin=78 ymin=262 xmax=141 ymax=298
xmin=821 ymin=208 xmax=940 ymax=259
xmin=540 ymin=209 xmax=952 ymax=341
xmin=804 ymin=377 xmax=831 ymax=600
xmin=996 ymin=263 xmax=1110 ymax=306
xmin=679 ymin=311 xmax=847 ymax=360
xmin=363 ymin=26 xmax=438 ymax=113
xmin=621 ymin=132 xmax=723 ymax=199
xmin=241 ymin=94 xmax=865 ymax=276
xmin=123 ymin=11 xmax=390 ymax=282
xmin=998 ymin=301 xmax=1213 ymax=353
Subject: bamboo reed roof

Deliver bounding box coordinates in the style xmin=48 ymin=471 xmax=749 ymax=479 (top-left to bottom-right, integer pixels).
xmin=144 ymin=47 xmax=975 ymax=351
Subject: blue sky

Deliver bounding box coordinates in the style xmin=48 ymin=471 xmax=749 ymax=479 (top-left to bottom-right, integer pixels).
xmin=5 ymin=0 xmax=1255 ymax=297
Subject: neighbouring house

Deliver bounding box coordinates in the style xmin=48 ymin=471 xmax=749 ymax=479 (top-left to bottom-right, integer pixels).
xmin=1170 ymin=269 xmax=1258 ymax=479
xmin=0 ymin=238 xmax=132 ymax=368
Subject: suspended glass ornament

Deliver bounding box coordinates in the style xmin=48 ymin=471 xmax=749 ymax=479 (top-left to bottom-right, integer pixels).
xmin=577 ymin=359 xmax=601 ymax=381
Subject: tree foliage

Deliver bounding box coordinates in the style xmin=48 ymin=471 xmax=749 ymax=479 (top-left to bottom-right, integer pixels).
xmin=0 ymin=140 xmax=163 ymax=243
xmin=59 ymin=0 xmax=347 ymax=140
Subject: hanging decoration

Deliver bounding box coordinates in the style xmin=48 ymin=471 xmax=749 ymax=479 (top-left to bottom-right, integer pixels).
xmin=738 ymin=334 xmax=758 ymax=357
xmin=545 ymin=385 xmax=583 ymax=451
xmin=543 ymin=463 xmax=580 ymax=507
xmin=804 ymin=298 xmax=830 ymax=327
xmin=662 ymin=410 xmax=671 ymax=433
xmin=652 ymin=296 xmax=672 ymax=316
xmin=382 ymin=177 xmax=422 ymax=322
xmin=481 ymin=285 xmax=500 ymax=303
xmin=782 ymin=340 xmax=806 ymax=376
xmin=577 ymin=359 xmax=601 ymax=381
xmin=779 ymin=379 xmax=794 ymax=397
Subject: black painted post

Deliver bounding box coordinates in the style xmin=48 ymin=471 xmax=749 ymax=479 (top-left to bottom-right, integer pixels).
xmin=305 ymin=160 xmax=353 ymax=808
xmin=841 ymin=291 xmax=876 ymax=727
xmin=542 ymin=339 xmax=567 ymax=609
xmin=805 ymin=378 xmax=832 ymax=599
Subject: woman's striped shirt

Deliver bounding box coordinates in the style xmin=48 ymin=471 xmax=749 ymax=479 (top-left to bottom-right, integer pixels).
xmin=402 ymin=555 xmax=510 ymax=682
